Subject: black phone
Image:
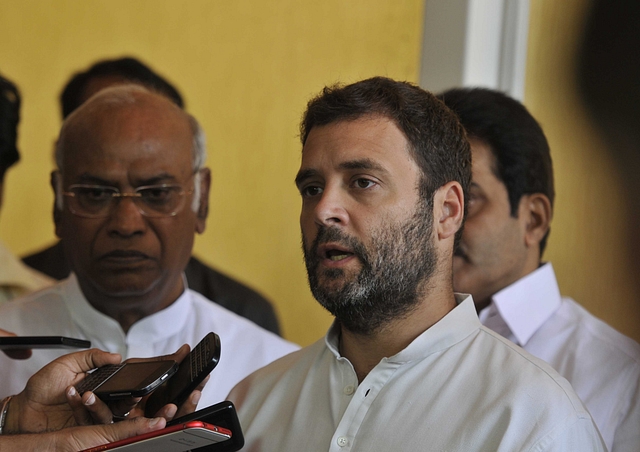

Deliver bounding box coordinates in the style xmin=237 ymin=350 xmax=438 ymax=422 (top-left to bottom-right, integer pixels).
xmin=144 ymin=332 xmax=221 ymax=417
xmin=0 ymin=336 xmax=91 ymax=349
xmin=167 ymin=401 xmax=244 ymax=452
xmin=76 ymin=360 xmax=178 ymax=400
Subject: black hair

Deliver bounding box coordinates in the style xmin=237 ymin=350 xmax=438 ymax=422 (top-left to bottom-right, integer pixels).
xmin=301 ymin=76 xmax=471 ymax=246
xmin=0 ymin=73 xmax=21 ymax=175
xmin=60 ymin=56 xmax=183 ymax=118
xmin=438 ymin=87 xmax=554 ymax=253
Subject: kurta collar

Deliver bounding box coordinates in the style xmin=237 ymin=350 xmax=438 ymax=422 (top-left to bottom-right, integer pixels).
xmin=325 ymin=294 xmax=480 ymax=363
xmin=62 ymin=273 xmax=192 ymax=352
xmin=489 ymin=262 xmax=562 ymax=346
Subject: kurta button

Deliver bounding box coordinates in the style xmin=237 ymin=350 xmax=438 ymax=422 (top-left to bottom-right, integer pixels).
xmin=337 ymin=436 xmax=348 ymax=447
xmin=343 ymin=385 xmax=355 ymax=395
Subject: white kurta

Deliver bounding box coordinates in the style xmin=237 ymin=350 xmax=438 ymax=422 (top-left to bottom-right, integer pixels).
xmin=229 ymin=296 xmax=606 ymax=452
xmin=481 ymin=263 xmax=640 ymax=452
xmin=0 ymin=274 xmax=299 ymax=408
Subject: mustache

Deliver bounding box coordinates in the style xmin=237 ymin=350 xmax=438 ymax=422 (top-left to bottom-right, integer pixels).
xmin=310 ymin=227 xmax=368 ymax=261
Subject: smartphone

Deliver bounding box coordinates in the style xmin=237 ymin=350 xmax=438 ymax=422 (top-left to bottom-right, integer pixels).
xmin=0 ymin=336 xmax=91 ymax=349
xmin=166 ymin=401 xmax=244 ymax=452
xmin=80 ymin=420 xmax=232 ymax=452
xmin=144 ymin=332 xmax=221 ymax=416
xmin=76 ymin=360 xmax=178 ymax=400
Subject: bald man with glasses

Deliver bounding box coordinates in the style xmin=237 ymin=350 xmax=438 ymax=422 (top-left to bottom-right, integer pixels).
xmin=0 ymin=85 xmax=297 ymax=410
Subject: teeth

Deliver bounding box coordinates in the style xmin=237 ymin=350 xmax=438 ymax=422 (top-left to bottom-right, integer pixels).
xmin=330 ymin=254 xmax=348 ymax=261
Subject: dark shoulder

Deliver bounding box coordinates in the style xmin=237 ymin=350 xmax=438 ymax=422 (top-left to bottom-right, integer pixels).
xmin=22 ymin=241 xmax=70 ymax=280
xmin=185 ymin=256 xmax=281 ymax=335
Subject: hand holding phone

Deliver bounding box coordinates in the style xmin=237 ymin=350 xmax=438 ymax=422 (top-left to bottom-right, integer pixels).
xmin=144 ymin=332 xmax=221 ymax=417
xmin=76 ymin=360 xmax=178 ymax=400
xmin=80 ymin=421 xmax=232 ymax=452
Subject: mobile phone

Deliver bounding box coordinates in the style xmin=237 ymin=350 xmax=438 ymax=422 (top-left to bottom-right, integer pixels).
xmin=144 ymin=332 xmax=221 ymax=416
xmin=80 ymin=420 xmax=232 ymax=452
xmin=0 ymin=336 xmax=91 ymax=349
xmin=76 ymin=360 xmax=178 ymax=400
xmin=167 ymin=400 xmax=244 ymax=452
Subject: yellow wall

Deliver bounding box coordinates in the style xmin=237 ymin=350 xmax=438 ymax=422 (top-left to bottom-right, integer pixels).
xmin=0 ymin=0 xmax=425 ymax=346
xmin=526 ymin=0 xmax=640 ymax=342
xmin=3 ymin=0 xmax=637 ymax=347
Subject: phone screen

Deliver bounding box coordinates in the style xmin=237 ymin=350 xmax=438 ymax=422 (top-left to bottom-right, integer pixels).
xmin=76 ymin=360 xmax=178 ymax=400
xmin=97 ymin=361 xmax=176 ymax=393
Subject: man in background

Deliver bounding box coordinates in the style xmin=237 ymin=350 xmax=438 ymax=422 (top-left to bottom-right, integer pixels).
xmin=228 ymin=77 xmax=604 ymax=451
xmin=441 ymin=87 xmax=640 ymax=452
xmin=0 ymin=73 xmax=53 ymax=303
xmin=21 ymin=57 xmax=281 ymax=335
xmin=0 ymin=85 xmax=297 ymax=408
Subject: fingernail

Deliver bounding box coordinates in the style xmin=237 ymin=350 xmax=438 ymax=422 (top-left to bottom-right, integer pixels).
xmin=67 ymin=386 xmax=77 ymax=397
xmin=85 ymin=393 xmax=96 ymax=406
xmin=149 ymin=417 xmax=163 ymax=427
xmin=191 ymin=391 xmax=201 ymax=405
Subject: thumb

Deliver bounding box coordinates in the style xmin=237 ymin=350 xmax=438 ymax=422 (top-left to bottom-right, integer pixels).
xmin=63 ymin=416 xmax=166 ymax=451
xmin=101 ymin=416 xmax=167 ymax=442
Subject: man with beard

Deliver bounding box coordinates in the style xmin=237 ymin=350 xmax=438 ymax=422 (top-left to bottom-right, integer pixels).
xmin=440 ymin=87 xmax=640 ymax=452
xmin=227 ymin=77 xmax=605 ymax=451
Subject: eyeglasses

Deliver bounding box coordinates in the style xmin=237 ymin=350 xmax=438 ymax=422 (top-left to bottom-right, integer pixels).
xmin=62 ymin=184 xmax=194 ymax=218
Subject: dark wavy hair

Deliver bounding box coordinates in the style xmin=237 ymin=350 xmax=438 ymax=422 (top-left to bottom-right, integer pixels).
xmin=301 ymin=76 xmax=471 ymax=246
xmin=61 ymin=56 xmax=183 ymax=118
xmin=438 ymin=87 xmax=554 ymax=254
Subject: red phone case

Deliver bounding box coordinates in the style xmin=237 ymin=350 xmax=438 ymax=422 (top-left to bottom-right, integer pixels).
xmin=81 ymin=420 xmax=232 ymax=452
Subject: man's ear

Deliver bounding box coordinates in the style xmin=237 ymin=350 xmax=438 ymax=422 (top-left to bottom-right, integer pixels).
xmin=520 ymin=193 xmax=552 ymax=248
xmin=434 ymin=181 xmax=465 ymax=241
xmin=195 ymin=168 xmax=211 ymax=234
xmin=51 ymin=171 xmax=63 ymax=238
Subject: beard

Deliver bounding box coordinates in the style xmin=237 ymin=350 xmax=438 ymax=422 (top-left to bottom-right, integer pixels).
xmin=303 ymin=201 xmax=437 ymax=335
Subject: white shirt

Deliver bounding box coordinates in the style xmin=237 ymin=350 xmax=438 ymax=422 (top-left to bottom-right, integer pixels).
xmin=0 ymin=274 xmax=299 ymax=407
xmin=0 ymin=240 xmax=52 ymax=304
xmin=229 ymin=296 xmax=606 ymax=452
xmin=480 ymin=263 xmax=640 ymax=452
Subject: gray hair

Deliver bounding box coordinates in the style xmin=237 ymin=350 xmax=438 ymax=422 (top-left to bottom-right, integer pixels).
xmin=55 ymin=85 xmax=207 ymax=213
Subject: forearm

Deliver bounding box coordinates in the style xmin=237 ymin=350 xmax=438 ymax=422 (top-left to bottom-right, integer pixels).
xmin=0 ymin=431 xmax=58 ymax=452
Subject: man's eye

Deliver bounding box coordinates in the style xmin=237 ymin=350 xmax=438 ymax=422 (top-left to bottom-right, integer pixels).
xmin=466 ymin=192 xmax=482 ymax=215
xmin=140 ymin=187 xmax=173 ymax=204
xmin=354 ymin=178 xmax=375 ymax=189
xmin=301 ymin=186 xmax=323 ymax=197
xmin=77 ymin=187 xmax=113 ymax=201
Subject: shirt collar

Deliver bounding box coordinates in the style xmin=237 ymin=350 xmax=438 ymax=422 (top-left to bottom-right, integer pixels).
xmin=325 ymin=294 xmax=480 ymax=363
xmin=489 ymin=262 xmax=562 ymax=346
xmin=62 ymin=273 xmax=192 ymax=354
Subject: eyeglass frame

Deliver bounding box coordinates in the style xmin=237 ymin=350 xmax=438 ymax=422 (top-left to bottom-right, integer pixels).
xmin=60 ymin=175 xmax=198 ymax=219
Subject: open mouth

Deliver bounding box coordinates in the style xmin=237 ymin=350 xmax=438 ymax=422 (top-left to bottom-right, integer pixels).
xmin=326 ymin=249 xmax=354 ymax=261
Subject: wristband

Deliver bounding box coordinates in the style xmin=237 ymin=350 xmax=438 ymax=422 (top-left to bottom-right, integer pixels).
xmin=0 ymin=396 xmax=12 ymax=435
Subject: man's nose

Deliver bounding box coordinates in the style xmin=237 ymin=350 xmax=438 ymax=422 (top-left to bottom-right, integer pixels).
xmin=313 ymin=187 xmax=349 ymax=228
xmin=107 ymin=197 xmax=147 ymax=237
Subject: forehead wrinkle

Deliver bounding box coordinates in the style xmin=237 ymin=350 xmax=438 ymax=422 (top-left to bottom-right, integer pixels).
xmin=338 ymin=158 xmax=388 ymax=175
